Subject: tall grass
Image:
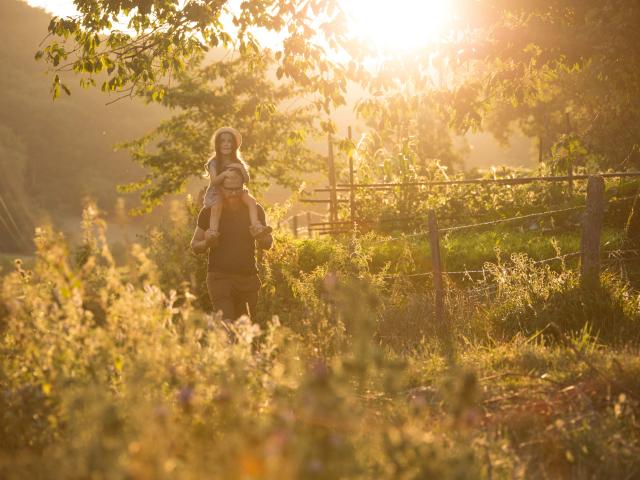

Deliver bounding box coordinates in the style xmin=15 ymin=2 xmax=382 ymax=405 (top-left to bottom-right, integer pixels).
xmin=1 ymin=205 xmax=639 ymax=478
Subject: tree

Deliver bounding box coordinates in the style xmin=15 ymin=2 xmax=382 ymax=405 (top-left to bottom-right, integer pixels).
xmin=449 ymin=0 xmax=640 ymax=169
xmin=37 ymin=0 xmax=369 ymax=209
xmin=36 ymin=0 xmax=640 ymax=209
xmin=346 ymin=0 xmax=640 ymax=171
xmin=120 ymin=52 xmax=325 ymax=212
xmin=37 ymin=0 xmax=357 ymax=108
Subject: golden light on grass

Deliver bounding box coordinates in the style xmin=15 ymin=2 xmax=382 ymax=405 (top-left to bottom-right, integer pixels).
xmin=341 ymin=0 xmax=455 ymax=53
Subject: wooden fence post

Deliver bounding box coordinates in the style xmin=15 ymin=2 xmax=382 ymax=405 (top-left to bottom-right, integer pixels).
xmin=292 ymin=214 xmax=298 ymax=238
xmin=428 ymin=210 xmax=444 ymax=323
xmin=566 ymin=113 xmax=573 ymax=197
xmin=307 ymin=211 xmax=312 ymax=238
xmin=580 ymin=175 xmax=605 ymax=288
xmin=428 ymin=210 xmax=454 ymax=360
xmin=327 ymin=133 xmax=338 ymax=228
xmin=348 ymin=126 xmax=356 ymax=227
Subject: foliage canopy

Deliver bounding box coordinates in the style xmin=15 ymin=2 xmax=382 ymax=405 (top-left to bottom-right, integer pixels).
xmin=35 ymin=0 xmax=640 ymax=207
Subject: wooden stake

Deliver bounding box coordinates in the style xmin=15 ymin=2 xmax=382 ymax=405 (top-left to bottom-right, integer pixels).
xmin=538 ymin=135 xmax=543 ymax=164
xmin=428 ymin=210 xmax=454 ymax=361
xmin=580 ymin=175 xmax=605 ymax=289
xmin=566 ymin=113 xmax=573 ymax=197
xmin=292 ymin=214 xmax=298 ymax=238
xmin=327 ymin=133 xmax=338 ymax=228
xmin=428 ymin=210 xmax=445 ymax=329
xmin=307 ymin=211 xmax=312 ymax=238
xmin=348 ymin=126 xmax=356 ymax=226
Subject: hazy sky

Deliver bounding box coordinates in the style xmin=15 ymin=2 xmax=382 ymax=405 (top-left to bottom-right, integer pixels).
xmin=23 ymin=0 xmax=77 ymax=16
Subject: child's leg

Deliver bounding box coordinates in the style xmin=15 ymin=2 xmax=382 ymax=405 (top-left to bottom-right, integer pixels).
xmin=241 ymin=190 xmax=260 ymax=227
xmin=208 ymin=199 xmax=223 ymax=234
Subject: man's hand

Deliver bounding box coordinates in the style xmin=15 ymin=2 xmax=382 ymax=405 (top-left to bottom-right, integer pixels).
xmin=191 ymin=226 xmax=218 ymax=254
xmin=254 ymin=226 xmax=273 ymax=250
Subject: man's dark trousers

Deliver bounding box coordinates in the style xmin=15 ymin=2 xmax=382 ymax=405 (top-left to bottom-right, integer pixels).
xmin=206 ymin=271 xmax=260 ymax=320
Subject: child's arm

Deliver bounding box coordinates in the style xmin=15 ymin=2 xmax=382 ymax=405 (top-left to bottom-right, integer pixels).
xmin=207 ymin=160 xmax=230 ymax=187
xmin=211 ymin=170 xmax=230 ymax=186
xmin=208 ymin=200 xmax=223 ymax=234
xmin=226 ymin=163 xmax=250 ymax=183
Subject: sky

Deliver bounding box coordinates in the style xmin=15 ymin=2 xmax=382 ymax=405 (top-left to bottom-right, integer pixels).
xmin=21 ymin=0 xmax=455 ymax=53
xmin=23 ymin=0 xmax=77 ymax=16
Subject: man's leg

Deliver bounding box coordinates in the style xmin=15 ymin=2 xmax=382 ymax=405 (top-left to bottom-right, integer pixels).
xmin=233 ymin=289 xmax=259 ymax=318
xmin=206 ymin=272 xmax=235 ymax=320
xmin=231 ymin=274 xmax=261 ymax=319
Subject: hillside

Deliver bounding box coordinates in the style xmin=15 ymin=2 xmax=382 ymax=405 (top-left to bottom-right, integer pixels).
xmin=0 ymin=0 xmax=167 ymax=249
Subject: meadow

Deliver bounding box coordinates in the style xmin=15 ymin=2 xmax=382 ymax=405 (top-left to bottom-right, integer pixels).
xmin=2 ymin=0 xmax=639 ymax=477
xmin=1 ymin=186 xmax=639 ymax=479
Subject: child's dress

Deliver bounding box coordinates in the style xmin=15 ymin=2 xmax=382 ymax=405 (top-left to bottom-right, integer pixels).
xmin=202 ymin=157 xmax=251 ymax=208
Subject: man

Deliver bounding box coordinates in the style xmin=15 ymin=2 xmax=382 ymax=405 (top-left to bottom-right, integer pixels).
xmin=190 ymin=168 xmax=273 ymax=320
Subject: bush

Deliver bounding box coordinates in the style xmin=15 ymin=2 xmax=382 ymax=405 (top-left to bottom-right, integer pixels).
xmin=482 ymin=253 xmax=640 ymax=344
xmin=0 ymin=212 xmax=484 ymax=478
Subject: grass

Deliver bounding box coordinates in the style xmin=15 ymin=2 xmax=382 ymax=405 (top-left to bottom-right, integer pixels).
xmin=1 ymin=205 xmax=640 ymax=479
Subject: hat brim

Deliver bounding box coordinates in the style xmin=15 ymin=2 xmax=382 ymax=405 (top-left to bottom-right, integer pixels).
xmin=213 ymin=127 xmax=242 ymax=148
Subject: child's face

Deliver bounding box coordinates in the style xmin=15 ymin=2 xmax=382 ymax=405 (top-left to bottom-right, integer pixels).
xmin=218 ymin=133 xmax=235 ymax=156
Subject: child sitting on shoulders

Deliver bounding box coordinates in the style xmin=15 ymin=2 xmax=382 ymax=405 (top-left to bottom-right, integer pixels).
xmin=203 ymin=127 xmax=267 ymax=239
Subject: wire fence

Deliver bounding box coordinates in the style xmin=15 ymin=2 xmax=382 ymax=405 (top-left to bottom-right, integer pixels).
xmin=296 ymin=170 xmax=640 ymax=235
xmin=280 ymin=175 xmax=640 ymax=312
xmin=315 ymin=171 xmax=640 ymax=192
xmin=298 ymin=192 xmax=640 ymax=239
xmin=380 ymin=251 xmax=582 ymax=281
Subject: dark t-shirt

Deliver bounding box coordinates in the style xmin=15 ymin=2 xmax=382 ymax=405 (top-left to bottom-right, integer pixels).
xmin=197 ymin=203 xmax=266 ymax=275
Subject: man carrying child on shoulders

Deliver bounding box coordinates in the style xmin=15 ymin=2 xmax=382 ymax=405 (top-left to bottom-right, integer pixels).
xmin=190 ymin=168 xmax=273 ymax=321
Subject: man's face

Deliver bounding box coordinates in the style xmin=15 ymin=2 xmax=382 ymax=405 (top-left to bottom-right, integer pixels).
xmin=221 ymin=170 xmax=244 ymax=206
xmin=218 ymin=132 xmax=235 ymax=156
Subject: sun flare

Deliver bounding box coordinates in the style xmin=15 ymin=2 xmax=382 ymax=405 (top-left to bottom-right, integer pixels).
xmin=342 ymin=0 xmax=455 ymax=53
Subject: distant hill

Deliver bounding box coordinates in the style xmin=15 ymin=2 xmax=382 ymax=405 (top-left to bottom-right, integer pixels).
xmin=0 ymin=0 xmax=167 ymax=249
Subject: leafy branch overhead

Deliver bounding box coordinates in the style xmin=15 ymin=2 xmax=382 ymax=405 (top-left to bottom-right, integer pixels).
xmin=35 ymin=0 xmax=640 ymax=209
xmin=37 ymin=1 xmax=640 ymax=133
xmin=36 ymin=0 xmax=358 ymax=108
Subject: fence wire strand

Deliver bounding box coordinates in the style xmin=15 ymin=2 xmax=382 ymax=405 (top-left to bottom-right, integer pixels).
xmin=370 ymin=204 xmax=585 ymax=244
xmin=439 ymin=205 xmax=585 ymax=233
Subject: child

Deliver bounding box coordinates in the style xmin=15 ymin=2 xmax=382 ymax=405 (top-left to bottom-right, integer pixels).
xmin=203 ymin=127 xmax=266 ymax=239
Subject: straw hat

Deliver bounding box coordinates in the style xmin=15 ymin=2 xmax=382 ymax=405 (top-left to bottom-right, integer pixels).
xmin=212 ymin=126 xmax=242 ymax=148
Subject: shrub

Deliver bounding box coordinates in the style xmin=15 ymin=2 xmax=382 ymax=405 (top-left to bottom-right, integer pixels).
xmin=4 ymin=205 xmax=640 ymax=478
xmin=482 ymin=253 xmax=640 ymax=344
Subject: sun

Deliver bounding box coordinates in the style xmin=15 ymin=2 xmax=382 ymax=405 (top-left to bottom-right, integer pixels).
xmin=341 ymin=0 xmax=455 ymax=53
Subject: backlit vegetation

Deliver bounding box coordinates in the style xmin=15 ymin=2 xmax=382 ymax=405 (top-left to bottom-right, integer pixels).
xmin=1 ymin=202 xmax=639 ymax=479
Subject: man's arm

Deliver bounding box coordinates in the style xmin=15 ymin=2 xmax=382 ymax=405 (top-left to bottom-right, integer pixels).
xmin=255 ymin=205 xmax=273 ymax=250
xmin=190 ymin=226 xmax=209 ymax=254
